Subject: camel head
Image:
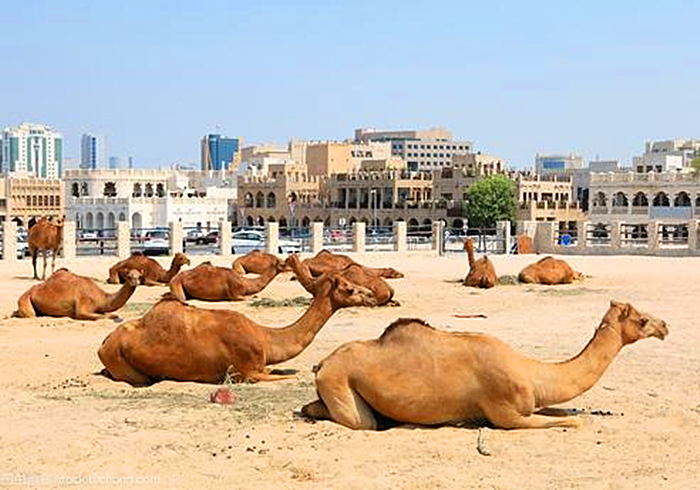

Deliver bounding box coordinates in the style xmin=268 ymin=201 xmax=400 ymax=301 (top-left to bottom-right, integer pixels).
xmin=173 ymin=252 xmax=191 ymax=267
xmin=381 ymin=268 xmax=405 ymax=279
xmin=276 ymin=256 xmax=292 ymax=273
xmin=317 ymin=272 xmax=378 ymax=309
xmin=285 ymin=253 xmax=301 ymax=270
xmin=602 ymin=300 xmax=669 ymax=345
xmin=50 ymin=215 xmax=65 ymax=228
xmin=463 ymin=237 xmax=474 ymax=252
xmin=125 ymin=269 xmax=142 ymax=287
xmin=572 ymin=271 xmax=585 ymax=282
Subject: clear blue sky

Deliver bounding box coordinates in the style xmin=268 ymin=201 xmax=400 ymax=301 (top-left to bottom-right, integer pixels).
xmin=2 ymin=0 xmax=698 ymax=169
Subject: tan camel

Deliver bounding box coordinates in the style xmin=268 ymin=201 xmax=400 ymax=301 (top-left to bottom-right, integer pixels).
xmin=28 ymin=216 xmax=64 ymax=280
xmin=303 ymin=250 xmax=404 ymax=279
xmin=463 ymin=238 xmax=497 ymax=288
xmin=286 ymin=253 xmax=398 ymax=306
xmin=107 ymin=252 xmax=190 ymax=285
xmin=97 ymin=272 xmax=378 ymax=385
xmin=13 ymin=268 xmax=141 ymax=320
xmin=232 ymin=250 xmax=290 ymax=275
xmin=516 ymin=234 xmax=535 ymax=254
xmin=169 ymin=260 xmax=283 ymax=302
xmin=301 ymin=301 xmax=668 ymax=430
xmin=518 ymin=256 xmax=583 ymax=285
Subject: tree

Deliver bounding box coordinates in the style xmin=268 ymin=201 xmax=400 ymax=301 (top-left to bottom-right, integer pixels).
xmin=691 ymin=154 xmax=700 ymax=178
xmin=464 ymin=175 xmax=516 ymax=228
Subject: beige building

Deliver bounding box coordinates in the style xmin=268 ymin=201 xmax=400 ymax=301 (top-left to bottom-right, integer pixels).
xmin=516 ymin=174 xmax=584 ymax=224
xmin=0 ymin=176 xmax=64 ymax=226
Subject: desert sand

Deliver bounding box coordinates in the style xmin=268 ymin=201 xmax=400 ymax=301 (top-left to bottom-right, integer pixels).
xmin=0 ymin=251 xmax=698 ymax=489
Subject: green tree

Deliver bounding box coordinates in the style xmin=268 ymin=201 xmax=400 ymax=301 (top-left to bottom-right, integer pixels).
xmin=464 ymin=175 xmax=516 ymax=228
xmin=691 ymin=154 xmax=700 ymax=177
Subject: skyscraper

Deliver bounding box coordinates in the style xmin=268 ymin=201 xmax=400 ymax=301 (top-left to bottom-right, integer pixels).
xmin=201 ymin=134 xmax=241 ymax=171
xmin=0 ymin=123 xmax=63 ymax=178
xmin=80 ymin=133 xmax=106 ymax=170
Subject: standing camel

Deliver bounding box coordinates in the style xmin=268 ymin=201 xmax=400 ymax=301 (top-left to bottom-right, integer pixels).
xmin=98 ymin=271 xmax=378 ymax=385
xmin=28 ymin=216 xmax=64 ymax=280
xmin=463 ymin=237 xmax=497 ymax=288
xmin=301 ymin=301 xmax=668 ymax=430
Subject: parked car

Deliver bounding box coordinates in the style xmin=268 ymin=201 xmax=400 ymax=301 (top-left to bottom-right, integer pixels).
xmin=79 ymin=230 xmax=99 ymax=241
xmin=16 ymin=238 xmax=29 ymax=259
xmin=196 ymin=230 xmax=219 ymax=245
xmin=185 ymin=229 xmax=205 ymax=243
xmin=231 ymin=230 xmax=300 ymax=254
xmin=142 ymin=229 xmax=170 ymax=256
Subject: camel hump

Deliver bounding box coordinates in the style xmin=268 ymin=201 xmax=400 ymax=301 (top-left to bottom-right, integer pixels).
xmin=158 ymin=292 xmax=182 ymax=302
xmin=130 ymin=251 xmax=145 ymax=257
xmin=379 ymin=318 xmax=433 ymax=342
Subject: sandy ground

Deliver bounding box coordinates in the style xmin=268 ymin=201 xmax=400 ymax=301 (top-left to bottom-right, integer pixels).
xmin=0 ymin=251 xmax=698 ymax=489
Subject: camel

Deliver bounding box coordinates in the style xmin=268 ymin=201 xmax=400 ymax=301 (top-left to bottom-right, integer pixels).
xmin=97 ymin=272 xmax=378 ymax=385
xmin=232 ymin=250 xmax=290 ymax=275
xmin=302 ymin=250 xmax=404 ymax=279
xmin=13 ymin=268 xmax=141 ymax=320
xmin=463 ymin=238 xmax=497 ymax=288
xmin=301 ymin=301 xmax=668 ymax=430
xmin=28 ymin=216 xmax=64 ymax=280
xmin=518 ymin=256 xmax=583 ymax=285
xmin=286 ymin=253 xmax=398 ymax=306
xmin=516 ymin=234 xmax=535 ymax=254
xmin=169 ymin=260 xmax=284 ymax=302
xmin=107 ymin=252 xmax=190 ymax=285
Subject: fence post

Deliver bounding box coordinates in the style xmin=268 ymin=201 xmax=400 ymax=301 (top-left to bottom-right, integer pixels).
xmin=431 ymin=221 xmax=444 ymax=255
xmin=352 ymin=222 xmax=366 ymax=253
xmin=170 ymin=221 xmax=183 ymax=255
xmin=394 ymin=221 xmax=407 ymax=252
xmin=2 ymin=221 xmax=17 ymax=262
xmin=648 ymin=221 xmax=659 ymax=250
xmin=611 ymin=221 xmax=622 ymax=248
xmin=265 ymin=221 xmax=279 ymax=254
xmin=534 ymin=221 xmax=556 ymax=253
xmin=576 ymin=220 xmax=588 ymax=249
xmin=62 ymin=221 xmax=76 ymax=260
xmin=116 ymin=221 xmax=131 ymax=259
xmin=219 ymin=219 xmax=232 ymax=257
xmin=497 ymin=220 xmax=511 ymax=254
xmin=689 ymin=220 xmax=698 ymax=251
xmin=311 ymin=222 xmax=324 ymax=254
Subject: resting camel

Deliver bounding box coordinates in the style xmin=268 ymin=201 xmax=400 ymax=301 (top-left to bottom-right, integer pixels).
xmin=107 ymin=252 xmax=190 ymax=285
xmin=13 ymin=268 xmax=141 ymax=320
xmin=232 ymin=250 xmax=290 ymax=275
xmin=97 ymin=272 xmax=378 ymax=385
xmin=301 ymin=301 xmax=668 ymax=430
xmin=463 ymin=238 xmax=497 ymax=288
xmin=303 ymin=250 xmax=404 ymax=279
xmin=286 ymin=253 xmax=398 ymax=306
xmin=28 ymin=216 xmax=64 ymax=280
xmin=518 ymin=256 xmax=583 ymax=285
xmin=169 ymin=260 xmax=284 ymax=302
xmin=516 ymin=234 xmax=535 ymax=254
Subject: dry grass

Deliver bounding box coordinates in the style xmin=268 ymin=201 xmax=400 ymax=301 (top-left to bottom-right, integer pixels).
xmin=249 ymin=296 xmax=311 ymax=308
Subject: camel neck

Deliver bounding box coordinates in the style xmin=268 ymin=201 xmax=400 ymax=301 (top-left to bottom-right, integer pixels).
xmin=465 ymin=243 xmax=476 ymax=269
xmin=102 ymin=281 xmax=137 ymax=313
xmin=241 ymin=267 xmax=278 ymax=295
xmin=288 ymin=259 xmax=316 ymax=293
xmin=262 ymin=294 xmax=335 ymax=365
xmin=162 ymin=260 xmax=183 ymax=283
xmin=530 ymin=324 xmax=623 ymax=408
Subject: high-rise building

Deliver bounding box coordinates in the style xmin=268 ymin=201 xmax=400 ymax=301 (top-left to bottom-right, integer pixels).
xmin=535 ymin=153 xmax=585 ymax=175
xmin=80 ymin=133 xmax=106 ymax=170
xmin=108 ymin=156 xmax=122 ymax=169
xmin=354 ymin=127 xmax=472 ymax=172
xmin=201 ymin=134 xmax=241 ymax=171
xmin=0 ymin=123 xmax=63 ymax=178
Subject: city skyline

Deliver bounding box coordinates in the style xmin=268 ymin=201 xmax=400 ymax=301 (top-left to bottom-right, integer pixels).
xmin=1 ymin=1 xmax=698 ymax=169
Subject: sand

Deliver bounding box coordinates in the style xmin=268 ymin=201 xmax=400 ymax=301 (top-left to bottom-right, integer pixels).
xmin=0 ymin=252 xmax=698 ymax=489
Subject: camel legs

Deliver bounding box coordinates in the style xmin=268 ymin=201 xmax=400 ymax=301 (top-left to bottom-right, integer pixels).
xmin=481 ymin=404 xmax=581 ymax=429
xmin=50 ymin=249 xmax=56 ymax=275
xmin=98 ymin=336 xmax=153 ymax=387
xmin=244 ymin=370 xmax=296 ymax=382
xmin=300 ymin=398 xmax=332 ymax=420
xmin=42 ymin=250 xmax=48 ymax=280
xmin=13 ymin=293 xmax=36 ymax=318
xmin=31 ymin=251 xmax=39 ymax=280
xmin=314 ymin=379 xmax=378 ymax=430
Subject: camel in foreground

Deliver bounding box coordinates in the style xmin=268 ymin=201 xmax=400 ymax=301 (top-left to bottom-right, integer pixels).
xmin=169 ymin=260 xmax=283 ymax=302
xmin=518 ymin=256 xmax=583 ymax=285
xmin=232 ymin=250 xmax=290 ymax=275
xmin=301 ymin=301 xmax=668 ymax=430
xmin=107 ymin=252 xmax=190 ymax=285
xmin=28 ymin=216 xmax=64 ymax=280
xmin=303 ymin=250 xmax=404 ymax=279
xmin=98 ymin=272 xmax=378 ymax=385
xmin=14 ymin=268 xmax=141 ymax=320
xmin=286 ymin=253 xmax=398 ymax=306
xmin=463 ymin=238 xmax=497 ymax=288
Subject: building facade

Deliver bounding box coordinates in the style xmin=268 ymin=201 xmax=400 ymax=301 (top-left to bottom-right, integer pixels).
xmin=201 ymin=134 xmax=241 ymax=171
xmin=535 ymin=153 xmax=585 ymax=175
xmin=0 ymin=123 xmax=63 ymax=178
xmin=0 ymin=176 xmax=64 ymax=226
xmin=632 ymin=139 xmax=700 ymax=173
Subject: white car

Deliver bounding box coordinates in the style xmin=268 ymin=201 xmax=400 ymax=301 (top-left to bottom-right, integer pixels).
xmin=231 ymin=230 xmax=300 ymax=254
xmin=142 ymin=229 xmax=170 ymax=256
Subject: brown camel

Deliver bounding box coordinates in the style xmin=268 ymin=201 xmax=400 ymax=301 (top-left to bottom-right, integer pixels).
xmin=232 ymin=250 xmax=290 ymax=275
xmin=286 ymin=253 xmax=398 ymax=306
xmin=463 ymin=238 xmax=497 ymax=288
xmin=302 ymin=250 xmax=404 ymax=279
xmin=169 ymin=260 xmax=283 ymax=302
xmin=518 ymin=256 xmax=583 ymax=285
xmin=13 ymin=268 xmax=141 ymax=320
xmin=107 ymin=252 xmax=190 ymax=285
xmin=97 ymin=272 xmax=378 ymax=385
xmin=516 ymin=234 xmax=535 ymax=254
xmin=301 ymin=301 xmax=668 ymax=430
xmin=28 ymin=216 xmax=64 ymax=280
